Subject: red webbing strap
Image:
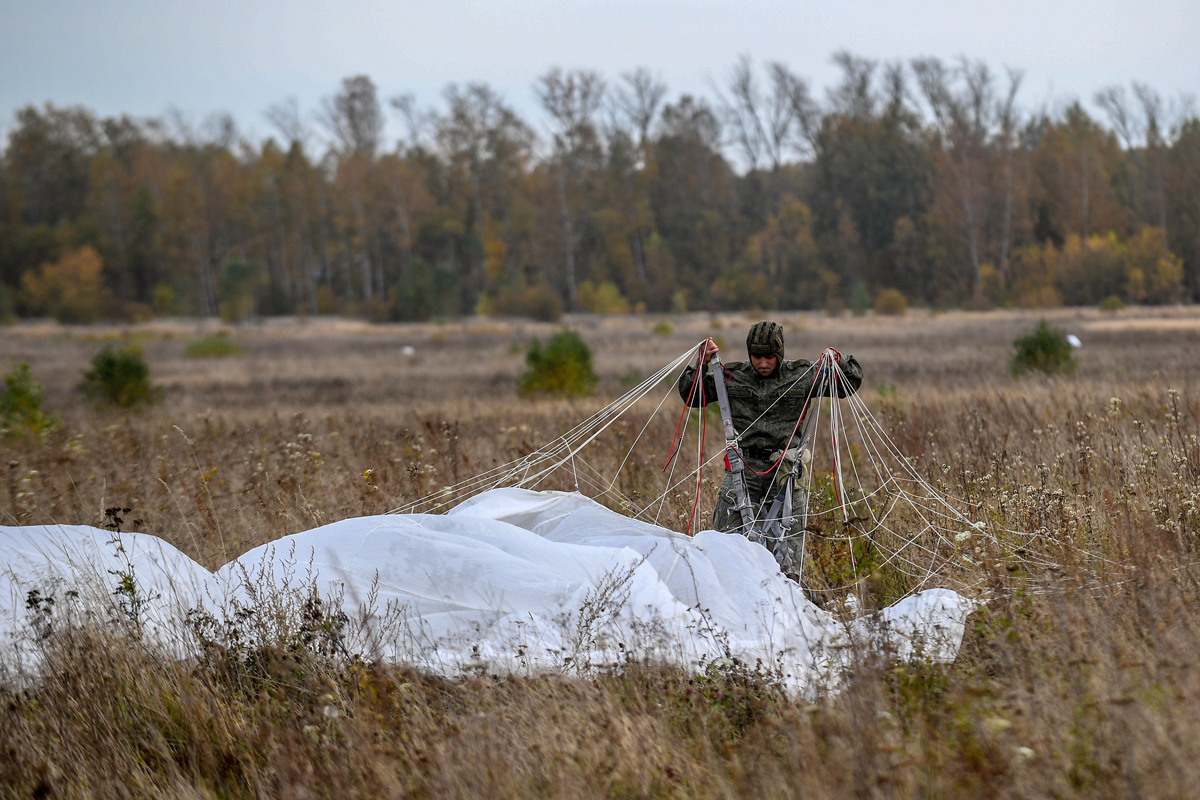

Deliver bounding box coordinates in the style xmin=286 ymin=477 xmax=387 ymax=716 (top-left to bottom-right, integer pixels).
xmin=686 ymin=360 xmax=707 ymax=535
xmin=663 ymin=344 xmax=705 ymax=472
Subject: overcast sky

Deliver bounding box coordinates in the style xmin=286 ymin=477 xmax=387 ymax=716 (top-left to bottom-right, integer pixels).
xmin=3 ymin=0 xmax=1198 ymax=148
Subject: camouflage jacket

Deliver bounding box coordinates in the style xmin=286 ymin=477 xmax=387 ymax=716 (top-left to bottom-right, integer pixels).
xmin=677 ymin=355 xmax=864 ymax=460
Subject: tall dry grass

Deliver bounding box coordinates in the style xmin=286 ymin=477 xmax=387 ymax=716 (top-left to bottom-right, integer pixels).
xmin=2 ymin=308 xmax=1200 ymax=797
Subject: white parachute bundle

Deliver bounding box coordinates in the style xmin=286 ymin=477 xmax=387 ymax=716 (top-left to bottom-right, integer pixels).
xmin=0 ymin=341 xmax=1010 ymax=697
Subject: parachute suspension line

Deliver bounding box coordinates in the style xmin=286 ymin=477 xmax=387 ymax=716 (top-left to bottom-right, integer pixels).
xmin=524 ymin=350 xmax=696 ymax=493
xmin=606 ymin=366 xmax=681 ymax=494
xmin=821 ymin=350 xmax=847 ymax=522
xmin=654 ymin=347 xmax=703 ymax=526
xmin=387 ymin=344 xmax=700 ymax=516
xmin=688 ymin=353 xmax=708 ymax=535
xmin=663 ymin=346 xmax=705 ymax=471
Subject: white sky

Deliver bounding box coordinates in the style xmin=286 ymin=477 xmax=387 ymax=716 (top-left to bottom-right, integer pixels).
xmin=3 ymin=0 xmax=1198 ymax=148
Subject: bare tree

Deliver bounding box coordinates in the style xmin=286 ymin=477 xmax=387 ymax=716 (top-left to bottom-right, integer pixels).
xmin=1134 ymin=83 xmax=1170 ymax=234
xmin=319 ymin=75 xmax=383 ymax=157
xmin=609 ymin=68 xmax=667 ymax=281
xmin=390 ymin=93 xmax=437 ymax=152
xmin=711 ymin=56 xmax=812 ymax=171
xmin=265 ymin=97 xmax=312 ymax=149
xmin=828 ymin=51 xmax=877 ymax=119
xmin=536 ymin=68 xmax=606 ymax=308
xmin=612 ymin=67 xmax=667 ymax=146
xmin=1096 ymin=82 xmax=1182 ymax=235
xmin=437 ymin=83 xmax=534 ymax=295
xmin=996 ymin=68 xmax=1024 ymax=287
xmin=913 ymin=56 xmax=996 ymax=296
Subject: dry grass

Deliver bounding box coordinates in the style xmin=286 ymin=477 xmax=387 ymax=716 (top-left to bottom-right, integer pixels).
xmin=3 ymin=307 xmax=1200 ymax=797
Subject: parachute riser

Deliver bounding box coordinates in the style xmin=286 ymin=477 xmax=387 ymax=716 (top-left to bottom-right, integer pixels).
xmin=709 ymin=354 xmax=759 ymax=534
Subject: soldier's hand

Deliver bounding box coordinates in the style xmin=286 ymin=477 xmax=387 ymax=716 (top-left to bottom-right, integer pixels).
xmin=700 ymin=337 xmax=720 ymax=364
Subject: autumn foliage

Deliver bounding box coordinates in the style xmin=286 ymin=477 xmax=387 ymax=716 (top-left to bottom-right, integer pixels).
xmin=2 ymin=62 xmax=1199 ymax=323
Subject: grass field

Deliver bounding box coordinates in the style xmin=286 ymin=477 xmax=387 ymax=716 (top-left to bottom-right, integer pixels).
xmin=2 ymin=306 xmax=1200 ymax=798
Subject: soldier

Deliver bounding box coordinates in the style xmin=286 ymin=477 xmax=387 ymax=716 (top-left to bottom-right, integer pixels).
xmin=678 ymin=320 xmax=863 ymax=547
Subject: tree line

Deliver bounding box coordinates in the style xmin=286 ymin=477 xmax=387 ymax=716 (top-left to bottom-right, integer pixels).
xmin=2 ymin=53 xmax=1198 ymax=323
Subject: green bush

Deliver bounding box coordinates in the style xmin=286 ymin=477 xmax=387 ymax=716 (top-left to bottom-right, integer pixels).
xmin=185 ymin=332 xmax=245 ymax=358
xmin=1099 ymin=294 xmax=1125 ymax=312
xmin=1010 ymin=320 xmax=1077 ymax=377
xmin=1 ymin=362 xmax=58 ymax=438
xmin=848 ymin=283 xmax=871 ymax=316
xmin=518 ymin=329 xmax=598 ymax=398
xmin=81 ymin=346 xmax=161 ymax=408
xmin=652 ymin=320 xmax=673 ymax=336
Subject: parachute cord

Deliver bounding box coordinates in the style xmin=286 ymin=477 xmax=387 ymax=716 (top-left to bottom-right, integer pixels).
xmin=687 ymin=359 xmax=707 ymax=535
xmin=826 ymin=351 xmax=846 ymax=517
xmin=663 ymin=345 xmax=705 ymax=472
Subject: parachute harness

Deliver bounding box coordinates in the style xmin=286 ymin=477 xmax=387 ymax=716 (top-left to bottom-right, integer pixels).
xmin=706 ymin=348 xmax=842 ymax=577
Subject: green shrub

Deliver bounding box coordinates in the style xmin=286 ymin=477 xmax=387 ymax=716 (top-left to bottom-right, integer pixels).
xmin=518 ymin=329 xmax=598 ymax=398
xmin=652 ymin=320 xmax=673 ymax=336
xmin=81 ymin=346 xmax=161 ymax=408
xmin=1099 ymin=294 xmax=1125 ymax=312
xmin=185 ymin=332 xmax=245 ymax=358
xmin=848 ymin=283 xmax=871 ymax=316
xmin=1 ymin=362 xmax=58 ymax=438
xmin=873 ymin=288 xmax=908 ymax=316
xmin=1010 ymin=320 xmax=1077 ymax=377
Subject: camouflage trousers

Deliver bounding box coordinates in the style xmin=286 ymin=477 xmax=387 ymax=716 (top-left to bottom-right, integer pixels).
xmin=712 ymin=462 xmax=807 ymax=577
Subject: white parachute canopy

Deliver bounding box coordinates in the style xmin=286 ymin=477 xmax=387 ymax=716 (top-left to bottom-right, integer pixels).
xmin=1 ymin=488 xmax=972 ymax=698
xmin=1 ymin=341 xmax=1024 ymax=697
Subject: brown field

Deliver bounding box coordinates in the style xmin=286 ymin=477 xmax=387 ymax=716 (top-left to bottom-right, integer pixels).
xmin=3 ymin=306 xmax=1200 ymax=798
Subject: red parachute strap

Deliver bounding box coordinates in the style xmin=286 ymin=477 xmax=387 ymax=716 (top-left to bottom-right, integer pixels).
xmin=663 ymin=344 xmax=705 ymax=472
xmin=826 ymin=351 xmax=844 ymax=510
xmin=686 ymin=361 xmax=707 ymax=535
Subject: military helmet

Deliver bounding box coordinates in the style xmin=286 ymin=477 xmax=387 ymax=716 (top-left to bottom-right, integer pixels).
xmin=746 ymin=320 xmax=784 ymax=360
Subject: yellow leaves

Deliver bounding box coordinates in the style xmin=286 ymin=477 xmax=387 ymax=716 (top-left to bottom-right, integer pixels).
xmin=20 ymin=246 xmax=110 ymax=323
xmin=576 ymin=280 xmax=630 ymax=314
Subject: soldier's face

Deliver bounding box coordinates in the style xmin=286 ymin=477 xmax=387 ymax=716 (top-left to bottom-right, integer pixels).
xmin=751 ymin=354 xmax=779 ymax=377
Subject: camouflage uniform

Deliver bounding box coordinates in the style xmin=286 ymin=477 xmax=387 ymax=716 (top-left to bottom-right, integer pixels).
xmin=677 ymin=332 xmax=863 ymax=534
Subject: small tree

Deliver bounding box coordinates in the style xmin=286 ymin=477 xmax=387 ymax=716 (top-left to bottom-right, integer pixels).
xmin=848 ymin=282 xmax=871 ymax=316
xmin=1 ymin=363 xmax=58 ymax=438
xmin=518 ymin=329 xmax=598 ymax=398
xmin=81 ymin=346 xmax=161 ymax=408
xmin=1010 ymin=320 xmax=1077 ymax=377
